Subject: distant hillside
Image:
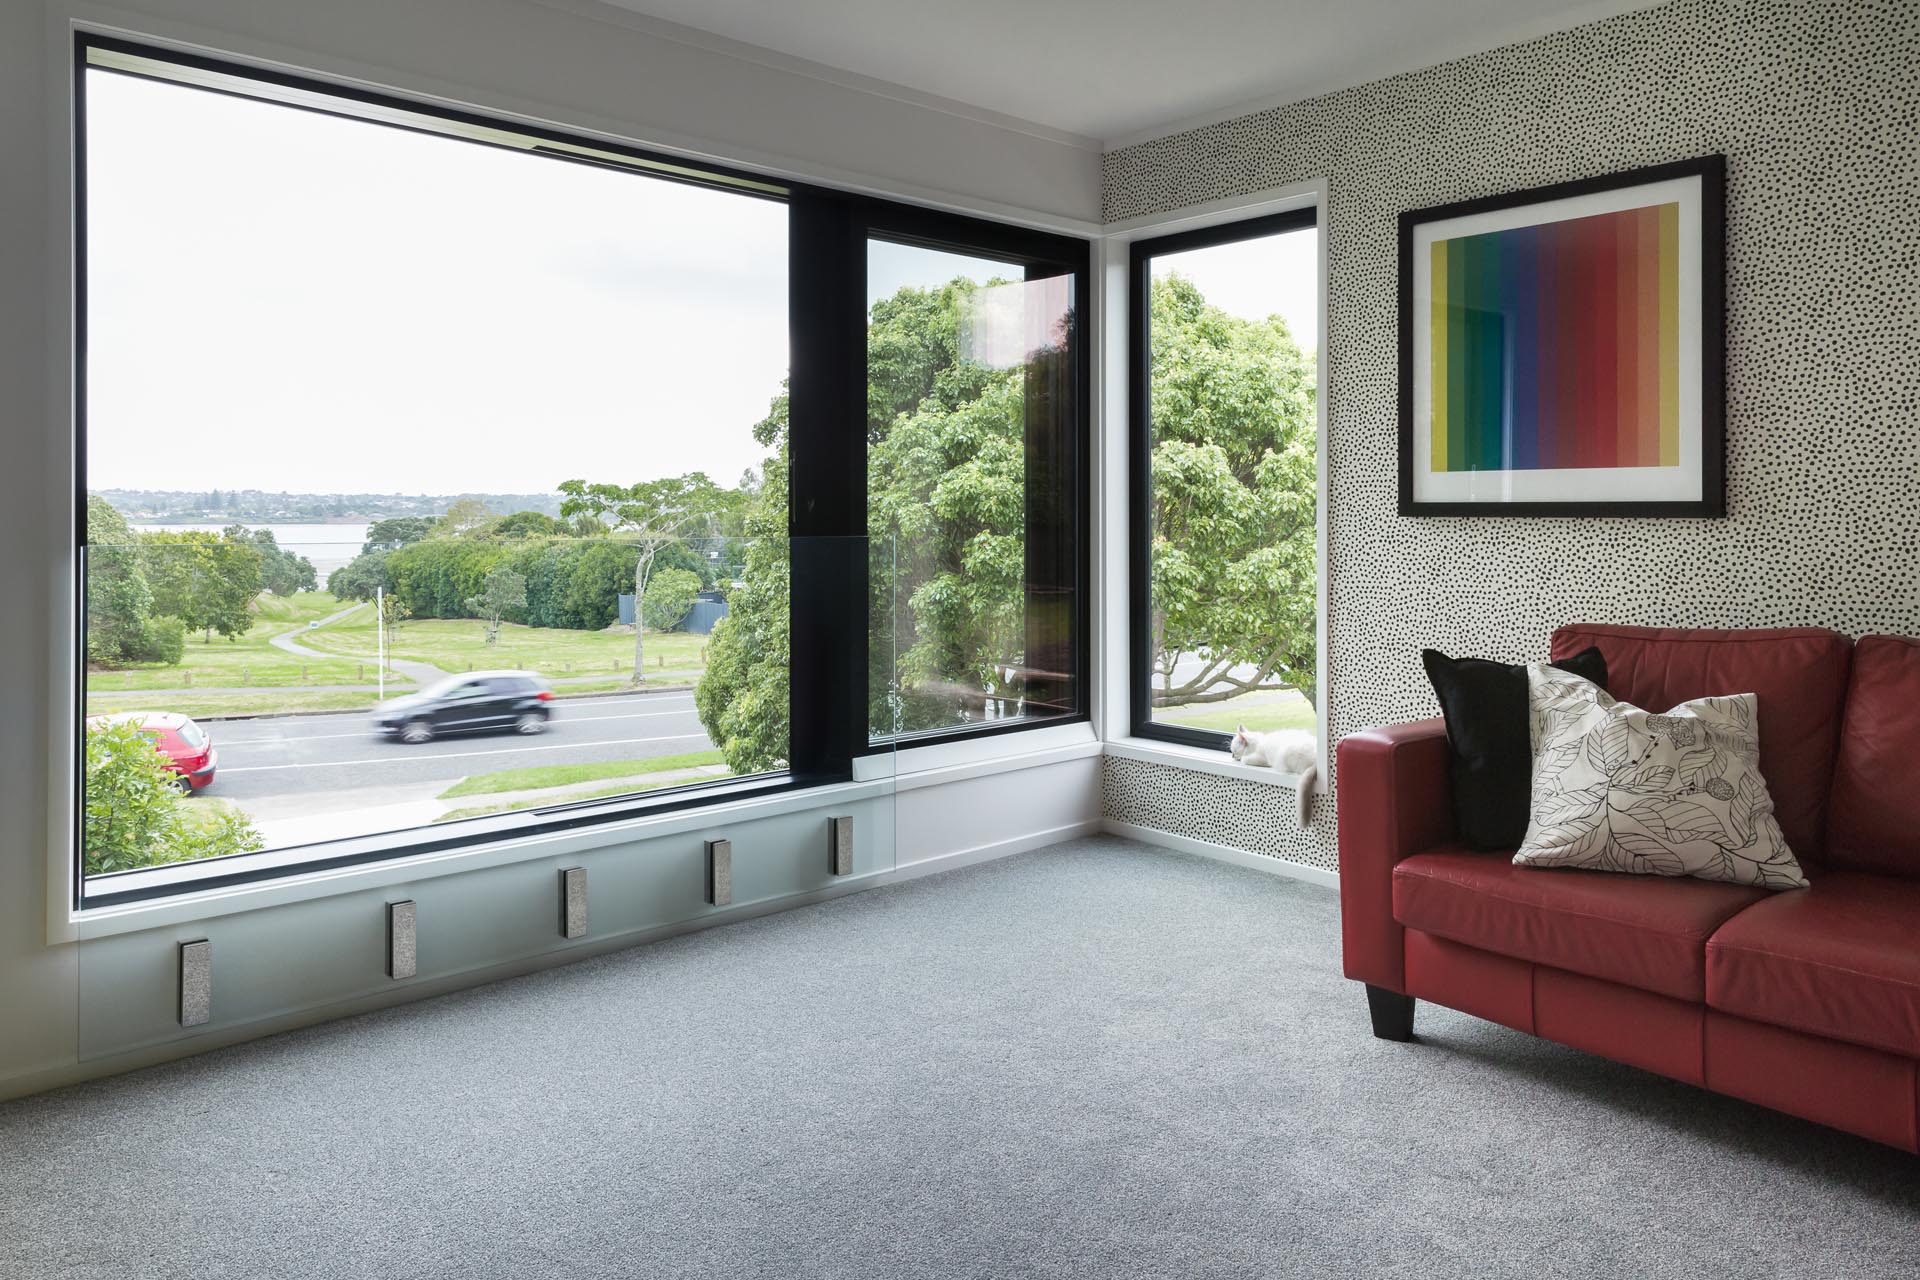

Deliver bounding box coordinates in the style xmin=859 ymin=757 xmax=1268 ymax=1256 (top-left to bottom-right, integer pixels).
xmin=97 ymin=489 xmax=564 ymax=523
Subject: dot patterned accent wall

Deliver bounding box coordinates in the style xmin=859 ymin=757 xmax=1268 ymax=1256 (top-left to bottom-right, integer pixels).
xmin=1101 ymin=0 xmax=1920 ymax=871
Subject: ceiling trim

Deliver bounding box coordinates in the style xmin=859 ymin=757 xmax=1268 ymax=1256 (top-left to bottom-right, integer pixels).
xmin=1098 ymin=0 xmax=1667 ymax=150
xmin=528 ymin=0 xmax=1103 ymax=153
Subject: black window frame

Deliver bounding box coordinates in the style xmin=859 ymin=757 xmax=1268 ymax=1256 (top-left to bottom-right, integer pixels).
xmin=70 ymin=33 xmax=1090 ymax=910
xmin=1128 ymin=208 xmax=1318 ymax=751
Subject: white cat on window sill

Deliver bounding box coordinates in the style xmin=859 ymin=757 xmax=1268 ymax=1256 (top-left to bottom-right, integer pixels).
xmin=1229 ymin=726 xmax=1319 ymax=827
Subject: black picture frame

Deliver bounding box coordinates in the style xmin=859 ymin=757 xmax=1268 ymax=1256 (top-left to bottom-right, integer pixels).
xmin=1397 ymin=155 xmax=1726 ymax=518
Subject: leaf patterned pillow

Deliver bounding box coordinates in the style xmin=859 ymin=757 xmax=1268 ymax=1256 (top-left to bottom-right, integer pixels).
xmin=1514 ymin=665 xmax=1807 ymax=889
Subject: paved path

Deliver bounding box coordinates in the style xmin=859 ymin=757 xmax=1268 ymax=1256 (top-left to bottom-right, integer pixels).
xmin=268 ymin=602 xmax=450 ymax=688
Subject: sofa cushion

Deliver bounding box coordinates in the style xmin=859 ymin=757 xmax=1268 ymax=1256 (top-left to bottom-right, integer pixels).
xmin=1421 ymin=645 xmax=1608 ymax=852
xmin=1705 ymin=869 xmax=1920 ymax=1058
xmin=1392 ymin=846 xmax=1766 ymax=1001
xmin=1514 ymin=666 xmax=1807 ymax=889
xmin=1551 ymin=625 xmax=1852 ymax=859
xmin=1825 ymin=636 xmax=1920 ymax=878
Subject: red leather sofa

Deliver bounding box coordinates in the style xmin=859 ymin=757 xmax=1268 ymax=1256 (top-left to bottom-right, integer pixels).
xmin=1337 ymin=625 xmax=1920 ymax=1151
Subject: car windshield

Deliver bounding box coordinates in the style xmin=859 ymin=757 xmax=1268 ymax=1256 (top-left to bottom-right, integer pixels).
xmin=419 ymin=675 xmax=470 ymax=700
xmin=175 ymin=721 xmax=208 ymax=749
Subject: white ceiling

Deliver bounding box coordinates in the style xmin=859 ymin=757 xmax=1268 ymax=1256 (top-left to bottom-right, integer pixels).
xmin=592 ymin=0 xmax=1660 ymax=147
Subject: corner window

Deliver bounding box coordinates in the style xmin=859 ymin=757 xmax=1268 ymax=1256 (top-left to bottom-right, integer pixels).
xmin=1128 ymin=210 xmax=1320 ymax=751
xmin=72 ymin=36 xmax=1088 ymax=907
xmin=866 ymin=227 xmax=1085 ymax=743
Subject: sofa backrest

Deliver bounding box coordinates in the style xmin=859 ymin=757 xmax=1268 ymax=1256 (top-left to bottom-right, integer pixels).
xmin=1825 ymin=636 xmax=1920 ymax=879
xmin=1549 ymin=625 xmax=1853 ymax=861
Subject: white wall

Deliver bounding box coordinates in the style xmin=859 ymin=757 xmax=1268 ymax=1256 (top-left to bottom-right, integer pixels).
xmin=0 ymin=0 xmax=1101 ymax=1097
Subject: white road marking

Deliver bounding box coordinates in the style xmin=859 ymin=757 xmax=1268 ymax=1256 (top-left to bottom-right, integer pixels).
xmin=219 ymin=732 xmax=713 ymax=773
xmin=218 ymin=707 xmax=702 ymax=746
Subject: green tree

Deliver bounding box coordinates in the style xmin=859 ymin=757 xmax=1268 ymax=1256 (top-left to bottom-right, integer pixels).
xmin=222 ymin=525 xmax=318 ymax=595
xmin=362 ymin=516 xmax=435 ymax=554
xmin=84 ymin=495 xmax=153 ymax=664
xmin=435 ymin=498 xmax=497 ymax=538
xmin=143 ymin=530 xmax=263 ymax=644
xmin=493 ymin=510 xmax=561 ymax=539
xmin=696 ymin=393 xmax=790 ymax=773
xmin=641 ymin=567 xmax=702 ymax=632
xmin=559 ymin=539 xmax=638 ymax=631
xmin=1144 ymin=274 xmax=1317 ymax=707
xmin=82 ymin=720 xmax=264 ymax=876
xmin=558 ymin=474 xmax=725 ymax=683
xmin=379 ymin=592 xmax=412 ymax=644
xmin=465 ymin=564 xmax=528 ymax=647
xmin=328 ymin=549 xmax=390 ymax=602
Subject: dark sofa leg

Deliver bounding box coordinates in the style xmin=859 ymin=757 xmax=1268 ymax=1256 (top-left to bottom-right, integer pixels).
xmin=1365 ymin=985 xmax=1415 ymax=1042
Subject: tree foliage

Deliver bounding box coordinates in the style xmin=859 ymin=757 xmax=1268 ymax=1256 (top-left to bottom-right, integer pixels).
xmin=222 ymin=525 xmax=317 ymax=596
xmin=559 ymin=474 xmax=727 ymax=682
xmin=435 ymin=498 xmax=497 ymax=538
xmin=327 ymin=549 xmax=390 ymax=602
xmin=465 ymin=564 xmax=527 ymax=647
xmin=85 ymin=496 xmax=153 ymax=664
xmin=493 ymin=510 xmax=561 ymax=539
xmin=641 ymin=568 xmax=702 ymax=632
xmin=82 ymin=720 xmax=263 ymax=876
xmin=142 ymin=530 xmax=262 ymax=644
xmin=696 ymin=393 xmax=790 ymax=773
xmin=363 ymin=517 xmax=435 ymax=554
xmin=1144 ymin=274 xmax=1317 ymax=706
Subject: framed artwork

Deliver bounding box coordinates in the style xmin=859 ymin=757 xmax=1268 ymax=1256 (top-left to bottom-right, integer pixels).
xmin=1398 ymin=155 xmax=1725 ymax=516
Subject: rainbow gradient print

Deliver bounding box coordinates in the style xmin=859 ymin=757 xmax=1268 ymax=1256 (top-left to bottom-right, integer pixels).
xmin=1430 ymin=202 xmax=1679 ymax=472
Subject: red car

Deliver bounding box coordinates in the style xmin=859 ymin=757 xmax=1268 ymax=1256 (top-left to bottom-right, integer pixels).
xmin=86 ymin=711 xmax=218 ymax=792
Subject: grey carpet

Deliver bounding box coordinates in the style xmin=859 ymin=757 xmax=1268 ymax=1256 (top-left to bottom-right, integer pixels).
xmin=2 ymin=837 xmax=1916 ymax=1280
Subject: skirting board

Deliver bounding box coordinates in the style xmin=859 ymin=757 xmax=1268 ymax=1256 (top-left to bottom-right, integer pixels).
xmin=1101 ymin=818 xmax=1338 ymax=890
xmin=0 ymin=818 xmax=1102 ymax=1103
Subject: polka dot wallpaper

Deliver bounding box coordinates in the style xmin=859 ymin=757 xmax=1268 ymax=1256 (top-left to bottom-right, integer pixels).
xmin=1101 ymin=0 xmax=1920 ymax=873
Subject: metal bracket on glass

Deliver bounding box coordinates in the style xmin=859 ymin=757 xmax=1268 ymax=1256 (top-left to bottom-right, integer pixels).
xmin=828 ymin=816 xmax=853 ymax=877
xmin=560 ymin=867 xmax=588 ymax=939
xmin=179 ymin=939 xmax=212 ymax=1027
xmin=387 ymin=901 xmax=417 ymax=979
xmin=706 ymin=839 xmax=732 ymax=906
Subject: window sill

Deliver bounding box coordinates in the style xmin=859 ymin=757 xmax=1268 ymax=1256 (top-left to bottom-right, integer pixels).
xmin=62 ymin=723 xmax=1106 ymax=942
xmin=852 ymin=720 xmax=1097 ymax=783
xmin=1103 ymin=737 xmax=1321 ymax=792
xmin=64 ymin=776 xmax=893 ymax=943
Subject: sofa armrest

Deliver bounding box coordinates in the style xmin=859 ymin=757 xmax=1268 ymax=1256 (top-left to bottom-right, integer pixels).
xmin=1336 ymin=718 xmax=1454 ymax=992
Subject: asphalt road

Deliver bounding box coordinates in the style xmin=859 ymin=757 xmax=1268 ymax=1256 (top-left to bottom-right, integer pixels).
xmin=204 ymin=690 xmax=715 ymax=801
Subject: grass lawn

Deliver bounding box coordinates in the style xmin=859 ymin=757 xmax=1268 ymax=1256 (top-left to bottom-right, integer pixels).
xmin=438 ymin=749 xmax=726 ymax=799
xmin=1154 ymin=688 xmax=1318 ymax=736
xmin=86 ymin=591 xmax=376 ymax=692
xmin=302 ymin=610 xmax=711 ymax=681
xmin=436 ymin=776 xmax=700 ymax=824
xmin=85 ymin=689 xmax=398 ymax=719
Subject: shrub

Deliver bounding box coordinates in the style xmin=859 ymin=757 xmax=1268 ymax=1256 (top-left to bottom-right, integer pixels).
xmin=82 ymin=720 xmax=264 ymax=876
xmin=641 ymin=568 xmax=702 ymax=632
xmin=127 ymin=615 xmax=187 ymax=665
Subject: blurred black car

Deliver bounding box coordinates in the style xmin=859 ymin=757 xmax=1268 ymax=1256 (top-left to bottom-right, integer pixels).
xmin=373 ymin=671 xmax=554 ymax=744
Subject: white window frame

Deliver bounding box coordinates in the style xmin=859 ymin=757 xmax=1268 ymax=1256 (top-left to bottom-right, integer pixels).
xmin=1093 ymin=180 xmax=1332 ymax=792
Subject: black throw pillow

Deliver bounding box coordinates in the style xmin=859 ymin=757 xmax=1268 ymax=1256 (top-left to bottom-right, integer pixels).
xmin=1421 ymin=646 xmax=1608 ymax=851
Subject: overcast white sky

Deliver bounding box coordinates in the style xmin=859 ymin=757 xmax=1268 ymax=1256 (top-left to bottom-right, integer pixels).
xmin=86 ymin=69 xmax=1311 ymax=499
xmin=1150 ymin=229 xmax=1319 ymax=351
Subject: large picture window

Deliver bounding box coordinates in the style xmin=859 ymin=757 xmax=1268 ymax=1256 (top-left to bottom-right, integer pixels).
xmin=1128 ymin=210 xmax=1319 ymax=751
xmin=73 ymin=37 xmax=1087 ymax=906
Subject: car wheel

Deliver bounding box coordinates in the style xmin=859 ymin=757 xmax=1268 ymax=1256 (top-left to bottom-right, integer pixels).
xmin=401 ymin=718 xmax=435 ymax=745
xmin=515 ymin=711 xmax=547 ymax=735
xmin=171 ymin=775 xmax=193 ymax=795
